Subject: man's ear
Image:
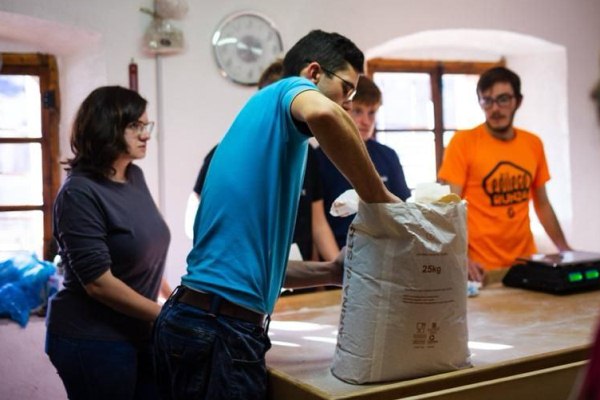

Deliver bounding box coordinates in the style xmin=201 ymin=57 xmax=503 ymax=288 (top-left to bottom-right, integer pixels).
xmin=302 ymin=62 xmax=321 ymax=84
xmin=515 ymin=95 xmax=524 ymax=109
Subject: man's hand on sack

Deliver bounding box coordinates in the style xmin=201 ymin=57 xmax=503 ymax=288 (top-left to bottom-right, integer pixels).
xmin=384 ymin=190 xmax=402 ymax=204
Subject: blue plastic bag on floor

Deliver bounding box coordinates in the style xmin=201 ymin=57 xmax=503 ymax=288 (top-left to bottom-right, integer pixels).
xmin=0 ymin=253 xmax=56 ymax=327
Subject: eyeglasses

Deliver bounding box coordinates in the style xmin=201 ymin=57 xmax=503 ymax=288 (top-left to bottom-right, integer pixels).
xmin=320 ymin=66 xmax=357 ymax=101
xmin=478 ymin=94 xmax=515 ymax=110
xmin=127 ymin=121 xmax=154 ymax=136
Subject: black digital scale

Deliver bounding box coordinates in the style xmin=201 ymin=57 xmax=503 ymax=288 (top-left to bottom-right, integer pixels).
xmin=502 ymin=250 xmax=600 ymax=294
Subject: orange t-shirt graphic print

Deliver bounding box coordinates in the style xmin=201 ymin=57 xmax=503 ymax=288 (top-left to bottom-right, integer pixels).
xmin=483 ymin=161 xmax=533 ymax=207
xmin=438 ymin=124 xmax=550 ymax=270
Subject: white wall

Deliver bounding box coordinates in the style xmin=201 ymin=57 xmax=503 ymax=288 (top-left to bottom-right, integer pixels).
xmin=1 ymin=0 xmax=599 ymax=287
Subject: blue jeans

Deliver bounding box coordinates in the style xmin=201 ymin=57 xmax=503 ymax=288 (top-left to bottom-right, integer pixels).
xmin=153 ymin=289 xmax=271 ymax=400
xmin=45 ymin=332 xmax=160 ymax=400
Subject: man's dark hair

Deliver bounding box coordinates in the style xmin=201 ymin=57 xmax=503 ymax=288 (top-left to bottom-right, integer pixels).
xmin=65 ymin=86 xmax=147 ymax=178
xmin=477 ymin=66 xmax=523 ymax=100
xmin=282 ymin=30 xmax=364 ymax=77
xmin=353 ymin=76 xmax=382 ymax=105
xmin=258 ymin=59 xmax=284 ymax=89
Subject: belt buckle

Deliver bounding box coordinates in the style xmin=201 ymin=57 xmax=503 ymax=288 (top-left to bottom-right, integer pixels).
xmin=262 ymin=314 xmax=271 ymax=332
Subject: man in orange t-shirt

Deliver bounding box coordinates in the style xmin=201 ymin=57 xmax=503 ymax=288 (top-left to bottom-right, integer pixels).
xmin=438 ymin=67 xmax=571 ymax=282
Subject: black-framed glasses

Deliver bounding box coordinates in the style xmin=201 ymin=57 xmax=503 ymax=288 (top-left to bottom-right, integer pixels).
xmin=127 ymin=121 xmax=154 ymax=136
xmin=478 ymin=93 xmax=515 ymax=110
xmin=320 ymin=66 xmax=357 ymax=101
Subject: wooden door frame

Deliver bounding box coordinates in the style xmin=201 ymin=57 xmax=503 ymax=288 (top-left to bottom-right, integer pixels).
xmin=1 ymin=53 xmax=61 ymax=260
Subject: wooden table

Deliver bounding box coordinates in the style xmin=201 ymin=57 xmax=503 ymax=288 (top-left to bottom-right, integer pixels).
xmin=267 ymin=282 xmax=600 ymax=399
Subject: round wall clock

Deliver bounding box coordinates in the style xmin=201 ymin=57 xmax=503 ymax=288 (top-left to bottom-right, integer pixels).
xmin=212 ymin=11 xmax=284 ymax=86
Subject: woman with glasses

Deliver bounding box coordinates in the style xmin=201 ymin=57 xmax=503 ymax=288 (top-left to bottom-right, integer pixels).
xmin=45 ymin=86 xmax=170 ymax=400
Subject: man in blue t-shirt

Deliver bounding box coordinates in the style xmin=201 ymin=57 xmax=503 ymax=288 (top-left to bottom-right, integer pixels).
xmin=192 ymin=60 xmax=339 ymax=263
xmin=153 ymin=30 xmax=400 ymax=399
xmin=317 ymin=75 xmax=411 ymax=248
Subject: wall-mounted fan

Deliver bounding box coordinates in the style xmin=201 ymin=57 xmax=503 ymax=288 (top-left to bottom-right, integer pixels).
xmin=140 ymin=0 xmax=189 ymax=55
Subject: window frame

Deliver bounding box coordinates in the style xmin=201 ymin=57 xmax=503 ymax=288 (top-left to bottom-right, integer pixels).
xmin=0 ymin=53 xmax=61 ymax=260
xmin=366 ymin=58 xmax=504 ymax=173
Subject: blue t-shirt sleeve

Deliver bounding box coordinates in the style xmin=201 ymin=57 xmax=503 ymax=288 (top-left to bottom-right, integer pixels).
xmin=280 ymin=78 xmax=318 ymax=138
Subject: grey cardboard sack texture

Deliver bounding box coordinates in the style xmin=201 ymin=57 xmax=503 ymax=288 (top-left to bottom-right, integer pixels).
xmin=331 ymin=200 xmax=472 ymax=384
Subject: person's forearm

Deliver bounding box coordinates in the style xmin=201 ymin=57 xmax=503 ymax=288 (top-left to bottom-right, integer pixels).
xmin=536 ymin=204 xmax=571 ymax=251
xmin=159 ymin=277 xmax=173 ymax=299
xmin=85 ymin=270 xmax=161 ymax=322
xmin=311 ymin=200 xmax=340 ymax=261
xmin=313 ymin=227 xmax=340 ymax=262
xmin=308 ymin=107 xmax=390 ymax=203
xmin=284 ymin=259 xmax=342 ymax=289
xmin=533 ymin=187 xmax=571 ymax=251
xmin=291 ymin=91 xmax=397 ymax=204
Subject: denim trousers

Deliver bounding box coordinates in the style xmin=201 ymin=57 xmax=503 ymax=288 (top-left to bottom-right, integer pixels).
xmin=45 ymin=332 xmax=160 ymax=400
xmin=153 ymin=289 xmax=271 ymax=400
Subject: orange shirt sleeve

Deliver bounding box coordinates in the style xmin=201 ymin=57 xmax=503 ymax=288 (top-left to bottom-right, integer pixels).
xmin=438 ymin=130 xmax=471 ymax=188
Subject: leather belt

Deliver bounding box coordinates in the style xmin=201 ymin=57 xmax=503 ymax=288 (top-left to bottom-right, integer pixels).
xmin=177 ymin=286 xmax=266 ymax=326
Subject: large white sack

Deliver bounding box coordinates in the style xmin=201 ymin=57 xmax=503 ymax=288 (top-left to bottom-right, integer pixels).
xmin=331 ymin=200 xmax=471 ymax=384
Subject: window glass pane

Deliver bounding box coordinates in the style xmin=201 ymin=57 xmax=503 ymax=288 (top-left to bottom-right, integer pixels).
xmin=0 ymin=75 xmax=41 ymax=138
xmin=376 ymin=131 xmax=437 ymax=189
xmin=442 ymin=74 xmax=484 ymax=130
xmin=0 ymin=143 xmax=43 ymax=206
xmin=0 ymin=211 xmax=43 ymax=260
xmin=373 ymin=72 xmax=433 ymax=130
